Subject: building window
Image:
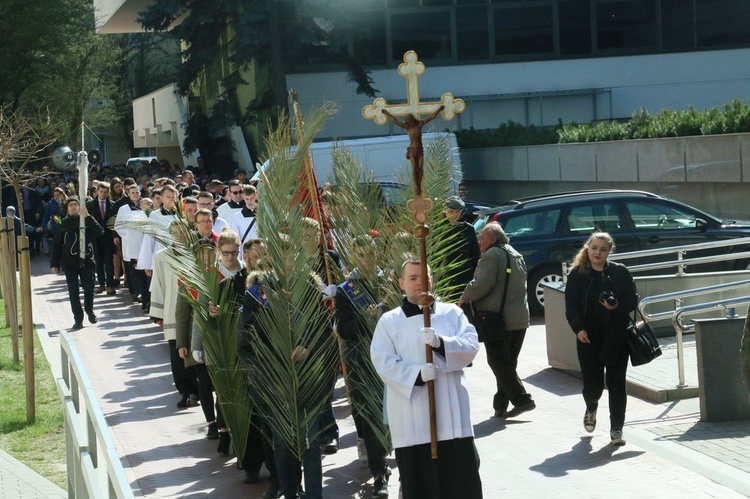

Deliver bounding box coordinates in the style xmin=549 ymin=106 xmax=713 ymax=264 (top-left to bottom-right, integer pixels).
xmin=696 ymin=0 xmax=750 ymax=47
xmin=391 ymin=10 xmax=453 ymax=60
xmin=662 ymin=0 xmax=695 ymax=49
xmin=355 ymin=11 xmax=388 ymax=65
xmin=596 ymin=0 xmax=657 ymax=51
xmin=559 ymin=0 xmax=592 ymax=56
xmin=494 ymin=5 xmax=554 ymax=57
xmin=457 ymin=6 xmax=490 ymax=60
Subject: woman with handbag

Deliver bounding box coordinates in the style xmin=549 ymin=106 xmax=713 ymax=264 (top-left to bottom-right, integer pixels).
xmin=565 ymin=232 xmax=637 ymax=446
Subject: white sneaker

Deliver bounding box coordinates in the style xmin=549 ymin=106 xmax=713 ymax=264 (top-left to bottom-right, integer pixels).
xmin=357 ymin=437 xmax=368 ymax=463
xmin=583 ymin=410 xmax=597 ymax=433
xmin=610 ymin=429 xmax=626 ymax=446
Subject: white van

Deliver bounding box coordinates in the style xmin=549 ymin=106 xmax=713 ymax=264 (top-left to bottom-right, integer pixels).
xmin=126 ymin=156 xmax=158 ymax=170
xmin=252 ymin=132 xmax=462 ymax=187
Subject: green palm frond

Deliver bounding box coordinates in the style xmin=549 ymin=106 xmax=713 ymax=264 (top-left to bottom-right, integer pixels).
xmin=248 ymin=105 xmax=342 ymax=459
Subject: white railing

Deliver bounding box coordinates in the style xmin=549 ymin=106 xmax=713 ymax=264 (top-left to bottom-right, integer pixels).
xmin=57 ymin=330 xmax=134 ymax=499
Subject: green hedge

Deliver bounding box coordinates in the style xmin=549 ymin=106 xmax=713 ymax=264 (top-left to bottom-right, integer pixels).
xmin=455 ymin=99 xmax=750 ymax=148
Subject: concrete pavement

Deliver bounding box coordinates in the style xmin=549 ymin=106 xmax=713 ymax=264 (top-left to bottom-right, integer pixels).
xmin=27 ymin=254 xmax=750 ymax=498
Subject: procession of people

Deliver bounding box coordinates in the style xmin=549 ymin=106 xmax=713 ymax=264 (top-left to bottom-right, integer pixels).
xmin=37 ymin=141 xmax=642 ymax=499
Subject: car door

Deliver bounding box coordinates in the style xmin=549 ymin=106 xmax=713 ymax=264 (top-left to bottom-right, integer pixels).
xmin=620 ymin=197 xmax=728 ymax=271
xmin=559 ymin=199 xmax=640 ymax=259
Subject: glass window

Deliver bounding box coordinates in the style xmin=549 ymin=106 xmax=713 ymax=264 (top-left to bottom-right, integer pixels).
xmin=354 ymin=11 xmax=387 ymax=65
xmin=494 ymin=6 xmax=554 ymax=56
xmin=457 ymin=7 xmax=490 ymax=61
xmin=559 ymin=0 xmax=591 ymax=56
xmin=625 ymin=201 xmax=698 ymax=230
xmin=391 ymin=11 xmax=452 ymax=60
xmin=596 ymin=0 xmax=657 ymax=50
xmin=696 ymin=0 xmax=750 ymax=47
xmin=457 ymin=0 xmax=487 ymax=4
xmin=567 ymin=202 xmax=622 ymax=234
xmin=423 ymin=0 xmax=453 ymax=5
xmin=388 ymin=0 xmax=419 ymax=7
xmin=662 ymin=0 xmax=695 ymax=49
xmin=502 ymin=209 xmax=561 ymax=238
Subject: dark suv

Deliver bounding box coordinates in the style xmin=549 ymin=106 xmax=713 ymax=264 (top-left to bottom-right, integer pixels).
xmin=476 ymin=190 xmax=750 ymax=315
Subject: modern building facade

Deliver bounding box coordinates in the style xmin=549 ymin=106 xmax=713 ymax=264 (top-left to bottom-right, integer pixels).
xmin=94 ymin=0 xmax=750 ymax=166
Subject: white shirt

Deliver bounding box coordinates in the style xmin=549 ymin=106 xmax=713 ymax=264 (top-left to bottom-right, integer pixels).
xmin=114 ymin=204 xmax=147 ymax=261
xmin=230 ymin=209 xmax=259 ymax=243
xmin=370 ymin=302 xmax=479 ymax=449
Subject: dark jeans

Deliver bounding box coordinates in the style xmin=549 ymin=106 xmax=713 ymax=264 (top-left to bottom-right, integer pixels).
xmin=353 ymin=411 xmax=389 ymax=477
xmin=168 ymin=339 xmax=199 ymax=398
xmin=484 ymin=328 xmax=532 ymax=412
xmin=243 ymin=412 xmax=274 ymax=474
xmin=273 ymin=416 xmax=322 ymax=499
xmin=192 ymin=363 xmax=218 ymax=424
xmin=93 ymin=237 xmax=115 ymax=287
xmin=319 ymin=391 xmax=339 ymax=441
xmin=64 ymin=262 xmax=95 ymax=324
xmin=576 ymin=335 xmax=629 ymax=431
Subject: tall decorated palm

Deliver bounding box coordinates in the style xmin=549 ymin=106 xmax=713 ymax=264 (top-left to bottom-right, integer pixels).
xmin=247 ymin=104 xmax=342 ymax=459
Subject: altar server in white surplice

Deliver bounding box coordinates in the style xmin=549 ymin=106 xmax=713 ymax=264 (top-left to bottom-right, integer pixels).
xmin=370 ymin=259 xmax=483 ymax=499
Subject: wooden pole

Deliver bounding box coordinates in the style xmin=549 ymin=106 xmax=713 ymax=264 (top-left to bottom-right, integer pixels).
xmin=2 ymin=217 xmax=19 ymax=364
xmin=18 ymin=235 xmax=34 ymax=423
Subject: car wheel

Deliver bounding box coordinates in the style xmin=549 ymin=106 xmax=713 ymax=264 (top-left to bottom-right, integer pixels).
xmin=528 ymin=266 xmax=564 ymax=316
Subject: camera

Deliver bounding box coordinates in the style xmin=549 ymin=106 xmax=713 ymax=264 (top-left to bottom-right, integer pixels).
xmin=599 ymin=290 xmax=618 ymax=307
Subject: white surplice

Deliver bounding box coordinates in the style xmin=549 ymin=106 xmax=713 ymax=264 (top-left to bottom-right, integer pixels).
xmin=371 ymin=301 xmax=480 ymax=449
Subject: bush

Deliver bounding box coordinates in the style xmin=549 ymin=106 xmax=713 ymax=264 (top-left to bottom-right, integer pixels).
xmin=458 ymin=99 xmax=750 ymax=148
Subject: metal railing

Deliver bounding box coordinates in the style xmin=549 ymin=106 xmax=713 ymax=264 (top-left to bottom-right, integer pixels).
xmin=639 ymin=281 xmax=750 ymax=388
xmin=595 ymin=237 xmax=750 ymax=389
xmin=57 ymin=330 xmax=134 ymax=499
xmin=609 ymin=236 xmax=750 ymax=275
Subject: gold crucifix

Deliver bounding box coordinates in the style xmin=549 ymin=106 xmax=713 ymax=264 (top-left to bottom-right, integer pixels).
xmin=362 ymin=50 xmax=466 ymax=220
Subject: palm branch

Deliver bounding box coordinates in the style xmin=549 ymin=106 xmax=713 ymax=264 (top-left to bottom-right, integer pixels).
xmin=247 ymin=105 xmax=342 ymax=459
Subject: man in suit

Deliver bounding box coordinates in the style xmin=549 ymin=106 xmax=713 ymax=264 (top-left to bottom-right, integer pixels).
xmin=86 ymin=181 xmax=116 ymax=295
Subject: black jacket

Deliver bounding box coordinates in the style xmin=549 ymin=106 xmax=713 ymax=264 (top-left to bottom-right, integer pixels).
xmin=565 ymin=260 xmax=637 ymax=336
xmin=50 ymin=215 xmax=104 ymax=268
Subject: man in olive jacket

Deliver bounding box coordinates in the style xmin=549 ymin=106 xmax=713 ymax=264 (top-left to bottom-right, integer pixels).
xmin=458 ymin=221 xmax=536 ymax=419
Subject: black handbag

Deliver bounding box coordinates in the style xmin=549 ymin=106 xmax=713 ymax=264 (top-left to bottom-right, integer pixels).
xmin=463 ymin=247 xmax=510 ymax=343
xmin=625 ymin=307 xmax=662 ymax=366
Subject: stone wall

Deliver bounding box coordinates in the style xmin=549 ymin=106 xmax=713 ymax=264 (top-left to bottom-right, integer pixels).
xmin=461 ymin=133 xmax=750 ymax=220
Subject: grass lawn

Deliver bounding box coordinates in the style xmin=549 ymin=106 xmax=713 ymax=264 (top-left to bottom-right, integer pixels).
xmin=0 ymin=304 xmax=66 ymax=489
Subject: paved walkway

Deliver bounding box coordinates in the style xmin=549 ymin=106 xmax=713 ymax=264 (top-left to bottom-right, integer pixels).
xmin=21 ymin=255 xmax=750 ymax=497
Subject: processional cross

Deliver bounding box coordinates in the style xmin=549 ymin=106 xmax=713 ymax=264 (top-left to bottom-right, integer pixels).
xmin=362 ymin=50 xmax=466 ymax=459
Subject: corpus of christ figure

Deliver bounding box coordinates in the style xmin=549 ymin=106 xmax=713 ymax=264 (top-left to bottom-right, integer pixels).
xmin=382 ymin=105 xmax=445 ymax=197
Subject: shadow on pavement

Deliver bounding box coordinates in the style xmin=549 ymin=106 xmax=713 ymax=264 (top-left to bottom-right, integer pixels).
xmin=529 ymin=437 xmax=645 ymax=477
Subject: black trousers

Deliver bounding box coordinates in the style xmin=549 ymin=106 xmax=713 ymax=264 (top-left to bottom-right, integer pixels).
xmin=576 ymin=335 xmax=629 ymax=431
xmin=243 ymin=411 xmax=275 ymax=475
xmin=396 ymin=437 xmax=483 ymax=499
xmin=192 ymin=363 xmax=221 ymax=425
xmin=484 ymin=328 xmax=532 ymax=412
xmin=124 ymin=260 xmax=146 ymax=297
xmin=64 ymin=262 xmax=95 ymax=324
xmin=93 ymin=237 xmax=115 ymax=287
xmin=168 ymin=339 xmax=199 ymax=398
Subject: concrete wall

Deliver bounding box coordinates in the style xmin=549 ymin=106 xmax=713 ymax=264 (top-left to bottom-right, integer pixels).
xmin=462 ymin=132 xmax=750 ymax=220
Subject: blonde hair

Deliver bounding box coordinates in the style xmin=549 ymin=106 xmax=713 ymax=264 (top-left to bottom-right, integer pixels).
xmin=571 ymin=232 xmax=615 ymax=273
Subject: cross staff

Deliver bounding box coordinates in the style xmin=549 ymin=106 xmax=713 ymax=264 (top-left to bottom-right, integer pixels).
xmin=363 ymin=50 xmax=465 ymax=459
